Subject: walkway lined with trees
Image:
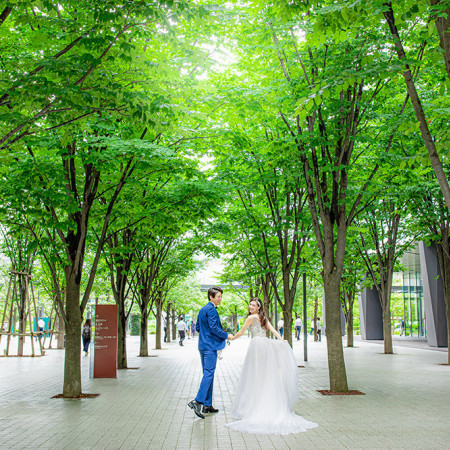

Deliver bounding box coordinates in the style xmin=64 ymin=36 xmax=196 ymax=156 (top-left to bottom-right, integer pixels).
xmin=1 ymin=0 xmax=449 ymax=402
xmin=0 ymin=335 xmax=449 ymax=448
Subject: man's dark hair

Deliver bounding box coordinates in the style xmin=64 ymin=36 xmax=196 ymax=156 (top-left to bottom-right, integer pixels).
xmin=208 ymin=286 xmax=223 ymax=301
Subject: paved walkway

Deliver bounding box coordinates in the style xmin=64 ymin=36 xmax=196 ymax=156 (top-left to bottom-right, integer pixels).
xmin=363 ymin=335 xmax=448 ymax=352
xmin=0 ymin=334 xmax=449 ymax=449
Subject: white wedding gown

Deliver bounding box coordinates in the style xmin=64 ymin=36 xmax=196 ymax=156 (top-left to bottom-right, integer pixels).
xmin=225 ymin=318 xmax=318 ymax=435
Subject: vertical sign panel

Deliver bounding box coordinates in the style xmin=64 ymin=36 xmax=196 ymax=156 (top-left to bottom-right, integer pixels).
xmin=94 ymin=304 xmax=118 ymax=378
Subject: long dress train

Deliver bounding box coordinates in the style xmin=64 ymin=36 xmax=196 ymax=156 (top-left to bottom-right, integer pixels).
xmin=225 ymin=318 xmax=318 ymax=435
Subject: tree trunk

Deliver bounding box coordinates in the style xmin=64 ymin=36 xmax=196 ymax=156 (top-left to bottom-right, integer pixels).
xmin=382 ymin=300 xmax=393 ymax=354
xmin=282 ymin=304 xmax=293 ymax=347
xmin=313 ymin=296 xmax=318 ymax=342
xmin=323 ymin=273 xmax=349 ymax=393
xmin=262 ymin=292 xmax=270 ymax=319
xmin=0 ymin=7 xmax=13 ymax=27
xmin=17 ymin=276 xmax=27 ymax=356
xmin=117 ymin=301 xmax=127 ymax=369
xmin=384 ymin=4 xmax=450 ymax=212
xmin=345 ymin=291 xmax=355 ymax=348
xmin=378 ymin=258 xmax=396 ymax=354
xmin=435 ymin=239 xmax=450 ymax=364
xmin=280 ymin=269 xmax=295 ymax=347
xmin=262 ymin=279 xmax=272 ymax=337
xmin=347 ymin=310 xmax=354 ymax=348
xmin=444 ymin=251 xmax=450 ymax=365
xmin=262 ymin=292 xmax=271 ymax=338
xmin=166 ymin=302 xmax=171 ymax=343
xmin=343 ymin=291 xmax=355 ymax=348
xmin=63 ymin=271 xmax=82 ymax=397
xmin=155 ymin=296 xmax=162 ymax=350
xmin=379 ymin=285 xmax=394 ymax=354
xmin=430 ymin=0 xmax=450 ymax=81
xmin=139 ymin=305 xmax=148 ymax=357
xmin=445 ymin=260 xmax=450 ymax=365
xmin=56 ymin=302 xmax=65 ymax=349
xmin=171 ymin=309 xmax=176 ymax=340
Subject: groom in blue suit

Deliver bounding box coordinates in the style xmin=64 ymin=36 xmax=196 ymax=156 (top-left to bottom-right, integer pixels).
xmin=188 ymin=286 xmax=233 ymax=419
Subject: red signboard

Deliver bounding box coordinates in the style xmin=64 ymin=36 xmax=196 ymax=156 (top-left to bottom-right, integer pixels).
xmin=94 ymin=305 xmax=118 ymax=378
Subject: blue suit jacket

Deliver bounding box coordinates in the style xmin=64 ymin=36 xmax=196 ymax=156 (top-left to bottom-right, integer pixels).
xmin=196 ymin=302 xmax=228 ymax=351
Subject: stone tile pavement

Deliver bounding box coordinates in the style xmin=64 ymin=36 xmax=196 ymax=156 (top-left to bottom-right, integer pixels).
xmin=0 ymin=333 xmax=449 ymax=449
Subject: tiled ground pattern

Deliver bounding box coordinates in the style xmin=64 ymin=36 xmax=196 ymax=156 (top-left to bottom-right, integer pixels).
xmin=0 ymin=334 xmax=449 ymax=449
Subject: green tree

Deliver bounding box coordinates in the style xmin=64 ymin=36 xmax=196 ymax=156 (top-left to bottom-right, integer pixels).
xmin=406 ymin=173 xmax=450 ymax=363
xmin=356 ymin=192 xmax=415 ymax=354
xmin=0 ymin=225 xmax=37 ymax=355
xmin=340 ymin=235 xmax=366 ymax=348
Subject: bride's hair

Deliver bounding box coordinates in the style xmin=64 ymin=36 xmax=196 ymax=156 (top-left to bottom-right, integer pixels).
xmin=248 ymin=297 xmax=268 ymax=329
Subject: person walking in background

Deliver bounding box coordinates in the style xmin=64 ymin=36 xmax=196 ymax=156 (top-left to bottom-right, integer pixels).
xmin=278 ymin=318 xmax=284 ymax=337
xmin=187 ymin=320 xmax=191 ymax=339
xmin=82 ymin=319 xmax=91 ymax=356
xmin=163 ymin=317 xmax=167 ymax=342
xmin=177 ymin=317 xmax=187 ymax=346
xmin=36 ymin=317 xmax=45 ymax=341
xmin=191 ymin=320 xmax=196 ymax=337
xmin=310 ymin=319 xmax=315 ymax=335
xmin=295 ymin=316 xmax=303 ymax=340
xmin=317 ymin=318 xmax=322 ymax=341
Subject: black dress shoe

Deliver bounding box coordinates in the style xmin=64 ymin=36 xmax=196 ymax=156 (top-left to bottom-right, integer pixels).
xmin=188 ymin=400 xmax=205 ymax=419
xmin=202 ymin=405 xmax=219 ymax=414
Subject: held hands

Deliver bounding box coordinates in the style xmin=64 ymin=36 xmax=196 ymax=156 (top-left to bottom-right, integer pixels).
xmin=227 ymin=334 xmax=234 ymax=341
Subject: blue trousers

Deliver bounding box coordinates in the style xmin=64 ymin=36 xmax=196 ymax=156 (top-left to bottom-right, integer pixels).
xmin=195 ymin=350 xmax=217 ymax=407
xmin=83 ymin=337 xmax=90 ymax=352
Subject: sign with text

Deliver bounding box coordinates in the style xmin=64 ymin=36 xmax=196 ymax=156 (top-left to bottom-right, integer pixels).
xmin=94 ymin=305 xmax=118 ymax=378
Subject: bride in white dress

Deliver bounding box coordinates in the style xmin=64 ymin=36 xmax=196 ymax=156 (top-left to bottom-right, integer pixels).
xmin=225 ymin=298 xmax=318 ymax=435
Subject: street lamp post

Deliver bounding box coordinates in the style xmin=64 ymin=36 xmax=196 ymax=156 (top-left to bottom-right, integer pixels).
xmin=274 ymin=292 xmax=278 ymax=338
xmin=303 ymin=266 xmax=308 ymax=362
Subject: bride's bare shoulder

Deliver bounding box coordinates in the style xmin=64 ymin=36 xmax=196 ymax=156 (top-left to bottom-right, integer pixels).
xmin=245 ymin=314 xmax=258 ymax=324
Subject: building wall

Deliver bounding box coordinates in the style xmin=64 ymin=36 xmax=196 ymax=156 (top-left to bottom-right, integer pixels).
xmin=359 ymin=285 xmax=383 ymax=340
xmin=358 ymin=242 xmax=448 ymax=347
xmin=419 ymin=242 xmax=448 ymax=347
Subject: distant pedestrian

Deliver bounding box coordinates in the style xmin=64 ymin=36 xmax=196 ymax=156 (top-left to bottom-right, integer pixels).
xmin=295 ymin=316 xmax=303 ymax=340
xmin=191 ymin=320 xmax=196 ymax=337
xmin=36 ymin=317 xmax=45 ymax=341
xmin=310 ymin=319 xmax=315 ymax=335
xmin=177 ymin=317 xmax=187 ymax=346
xmin=277 ymin=319 xmax=284 ymax=337
xmin=163 ymin=317 xmax=167 ymax=342
xmin=317 ymin=318 xmax=322 ymax=341
xmin=82 ymin=319 xmax=91 ymax=356
xmin=187 ymin=321 xmax=191 ymax=339
xmin=400 ymin=319 xmax=405 ymax=336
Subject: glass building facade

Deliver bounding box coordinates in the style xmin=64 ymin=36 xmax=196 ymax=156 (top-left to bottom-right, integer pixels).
xmin=401 ymin=246 xmax=426 ymax=338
